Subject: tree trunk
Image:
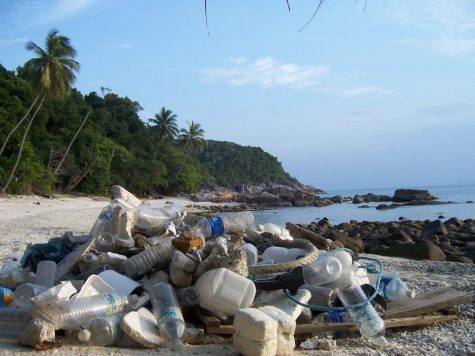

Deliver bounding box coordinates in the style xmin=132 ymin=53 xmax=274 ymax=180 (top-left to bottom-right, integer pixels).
xmin=54 ymin=109 xmax=91 ymax=174
xmin=1 ymin=96 xmax=45 ymax=194
xmin=66 ymin=155 xmax=99 ymax=192
xmin=0 ymin=94 xmax=40 ymax=157
xmin=107 ymin=146 xmax=116 ymax=170
xmin=174 ymin=146 xmax=191 ymax=179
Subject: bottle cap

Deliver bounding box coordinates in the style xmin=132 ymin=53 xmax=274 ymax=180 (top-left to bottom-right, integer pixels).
xmin=78 ymin=329 xmax=91 ymax=342
xmin=406 ymin=289 xmax=416 ymax=298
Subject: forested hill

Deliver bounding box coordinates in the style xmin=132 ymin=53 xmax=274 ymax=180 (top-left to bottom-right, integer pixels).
xmin=0 ymin=64 xmax=299 ymax=196
xmin=196 ymin=140 xmax=296 ymax=187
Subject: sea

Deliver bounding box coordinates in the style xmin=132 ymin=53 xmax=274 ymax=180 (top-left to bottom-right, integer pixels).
xmin=253 ymin=184 xmax=475 ymax=226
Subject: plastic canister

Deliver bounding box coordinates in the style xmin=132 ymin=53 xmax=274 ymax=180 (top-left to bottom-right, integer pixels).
xmin=194 ymin=268 xmax=256 ymax=316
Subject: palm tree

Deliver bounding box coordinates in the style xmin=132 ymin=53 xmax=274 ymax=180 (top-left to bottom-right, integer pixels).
xmin=148 ymin=107 xmax=179 ymax=160
xmin=175 ymin=120 xmax=207 ymax=178
xmin=1 ymin=29 xmax=79 ymax=194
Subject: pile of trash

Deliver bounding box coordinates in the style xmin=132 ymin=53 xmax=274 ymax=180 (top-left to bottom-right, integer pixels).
xmin=0 ymin=185 xmax=418 ymax=354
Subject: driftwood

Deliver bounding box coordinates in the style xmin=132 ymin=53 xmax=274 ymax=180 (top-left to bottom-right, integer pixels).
xmin=286 ymin=223 xmax=330 ymax=250
xmin=327 ymin=230 xmax=364 ymax=255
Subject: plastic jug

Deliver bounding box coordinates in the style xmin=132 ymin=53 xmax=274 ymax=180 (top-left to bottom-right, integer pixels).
xmin=194 ymin=268 xmax=256 ymax=316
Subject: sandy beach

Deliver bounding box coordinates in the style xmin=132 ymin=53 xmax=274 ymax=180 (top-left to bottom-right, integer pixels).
xmin=0 ymin=195 xmax=473 ymax=355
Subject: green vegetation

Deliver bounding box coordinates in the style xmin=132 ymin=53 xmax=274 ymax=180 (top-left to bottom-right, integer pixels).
xmin=0 ymin=29 xmax=297 ymax=197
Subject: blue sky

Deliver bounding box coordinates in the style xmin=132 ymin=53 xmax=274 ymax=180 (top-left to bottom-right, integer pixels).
xmin=1 ymin=0 xmax=474 ymax=190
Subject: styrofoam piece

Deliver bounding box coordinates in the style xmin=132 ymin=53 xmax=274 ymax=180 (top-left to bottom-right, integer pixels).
xmin=98 ymin=270 xmax=140 ymax=295
xmin=121 ymin=307 xmax=162 ymax=348
xmin=31 ymin=281 xmax=78 ymax=305
xmin=75 ymin=275 xmax=115 ymax=299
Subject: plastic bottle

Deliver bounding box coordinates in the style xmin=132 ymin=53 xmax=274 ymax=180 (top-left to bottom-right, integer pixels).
xmin=191 ymin=211 xmax=255 ymax=239
xmin=150 ymin=282 xmax=185 ymax=351
xmin=0 ymin=287 xmax=14 ymax=307
xmin=194 ymin=268 xmax=256 ymax=316
xmin=175 ymin=287 xmax=200 ymax=308
xmin=134 ymin=206 xmax=179 ymax=230
xmin=299 ymin=284 xmax=338 ymax=307
xmin=33 ymin=260 xmax=56 ymax=288
xmin=256 ymin=223 xmax=292 ymax=240
xmin=81 ymin=252 xmax=100 ymax=271
xmin=327 ymin=251 xmax=386 ymax=342
xmin=89 ymin=205 xmax=114 ymax=240
xmin=312 ymin=311 xmax=352 ymax=338
xmin=98 ymin=252 xmax=127 ymax=269
xmin=14 ymin=283 xmax=48 ymax=308
xmin=262 ymin=246 xmax=307 ymax=264
xmin=121 ymin=236 xmax=174 ymax=278
xmin=30 ymin=292 xmax=138 ymax=330
xmin=78 ymin=314 xmax=124 ymax=346
xmin=0 ymin=307 xmax=32 ymax=338
xmin=303 ymin=254 xmax=343 ymax=286
xmin=380 ymin=277 xmax=416 ymax=301
xmin=94 ymin=232 xmax=116 ymax=252
xmin=239 ymin=243 xmax=258 ymax=266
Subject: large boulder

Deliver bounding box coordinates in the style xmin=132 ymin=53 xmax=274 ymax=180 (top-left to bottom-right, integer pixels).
xmin=393 ymin=189 xmax=436 ymax=202
xmin=371 ymin=242 xmax=446 ymax=261
xmin=352 ymin=193 xmax=392 ymax=204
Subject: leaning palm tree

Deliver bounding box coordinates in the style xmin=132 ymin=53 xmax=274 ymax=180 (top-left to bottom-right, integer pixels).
xmin=148 ymin=107 xmax=179 ymax=160
xmin=1 ymin=29 xmax=79 ymax=194
xmin=175 ymin=120 xmax=207 ymax=178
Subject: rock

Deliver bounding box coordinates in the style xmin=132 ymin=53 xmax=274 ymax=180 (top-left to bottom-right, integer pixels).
xmin=445 ymin=217 xmax=464 ymax=228
xmin=300 ymin=337 xmax=337 ymax=351
xmin=258 ymin=306 xmax=296 ymax=356
xmin=445 ymin=253 xmax=473 ymax=264
xmin=422 ymin=220 xmax=449 ymax=236
xmin=217 ymin=249 xmax=249 ymax=277
xmin=390 ymin=229 xmax=413 ymax=242
xmin=169 ymin=250 xmax=198 ymax=287
xmin=371 ymin=242 xmax=446 ymax=261
xmin=393 ymin=189 xmax=436 ymax=202
xmin=327 ymin=230 xmax=364 ymax=255
xmin=352 ymin=193 xmax=392 ymax=204
xmin=18 ymin=318 xmax=55 ymax=348
xmin=337 ymin=222 xmax=353 ymax=232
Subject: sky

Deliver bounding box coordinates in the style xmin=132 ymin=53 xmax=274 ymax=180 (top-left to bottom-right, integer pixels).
xmin=0 ymin=0 xmax=474 ymax=190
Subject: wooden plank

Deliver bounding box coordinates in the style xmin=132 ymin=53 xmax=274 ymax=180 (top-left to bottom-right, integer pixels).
xmin=193 ymin=307 xmax=221 ymax=328
xmin=385 ymin=287 xmax=472 ymax=319
xmin=206 ymin=314 xmax=458 ymax=335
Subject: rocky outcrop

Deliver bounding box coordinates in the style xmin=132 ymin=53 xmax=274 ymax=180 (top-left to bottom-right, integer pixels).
xmin=393 ymin=189 xmax=436 ymax=202
xmin=352 ymin=193 xmax=392 ymax=204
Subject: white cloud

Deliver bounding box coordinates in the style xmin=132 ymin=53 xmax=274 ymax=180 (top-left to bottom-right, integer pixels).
xmin=202 ymin=56 xmax=330 ymax=89
xmin=340 ymin=86 xmax=392 ymax=96
xmin=389 ymin=0 xmax=475 ymax=57
xmin=0 ymin=37 xmax=27 ymax=47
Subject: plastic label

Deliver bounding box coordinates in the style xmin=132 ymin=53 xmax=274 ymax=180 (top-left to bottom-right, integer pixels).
xmin=207 ymin=217 xmax=224 ymax=236
xmin=159 ymin=306 xmax=183 ymax=325
xmin=102 ymin=292 xmax=123 ymax=315
xmin=99 ymin=207 xmax=113 ymax=220
xmin=379 ymin=277 xmax=393 ymax=300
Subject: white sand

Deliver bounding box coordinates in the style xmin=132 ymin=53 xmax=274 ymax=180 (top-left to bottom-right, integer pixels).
xmin=0 ymin=195 xmax=473 ymax=355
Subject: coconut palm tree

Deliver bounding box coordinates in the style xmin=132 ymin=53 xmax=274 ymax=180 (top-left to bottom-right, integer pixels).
xmin=1 ymin=29 xmax=79 ymax=194
xmin=148 ymin=107 xmax=179 ymax=160
xmin=175 ymin=120 xmax=207 ymax=178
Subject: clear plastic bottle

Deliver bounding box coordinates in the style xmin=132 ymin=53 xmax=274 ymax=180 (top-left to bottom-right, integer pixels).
xmin=34 ymin=260 xmax=56 ymax=288
xmin=380 ymin=277 xmax=416 ymax=301
xmin=299 ymin=284 xmax=338 ymax=307
xmin=303 ymin=255 xmax=343 ymax=286
xmin=175 ymin=287 xmax=200 ymax=308
xmin=150 ymin=282 xmax=185 ymax=351
xmin=0 ymin=307 xmax=32 ymax=338
xmin=30 ymin=292 xmax=137 ymax=330
xmin=89 ymin=205 xmax=114 ymax=240
xmin=191 ymin=211 xmax=254 ymax=239
xmin=78 ymin=314 xmax=124 ymax=346
xmin=121 ymin=236 xmax=174 ymax=278
xmin=94 ymin=232 xmax=116 ymax=252
xmin=135 ymin=206 xmax=178 ymax=230
xmin=81 ymin=252 xmax=100 ymax=271
xmin=328 ymin=251 xmax=386 ymax=342
xmin=14 ymin=283 xmax=48 ymax=308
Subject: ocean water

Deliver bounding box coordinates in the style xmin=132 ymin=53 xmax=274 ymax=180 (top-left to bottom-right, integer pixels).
xmin=253 ymin=184 xmax=475 ymax=226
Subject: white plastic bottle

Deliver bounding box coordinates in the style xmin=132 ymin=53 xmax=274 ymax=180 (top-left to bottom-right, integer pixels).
xmin=380 ymin=277 xmax=415 ymax=301
xmin=121 ymin=236 xmax=174 ymax=278
xmin=256 ymin=223 xmax=292 ymax=240
xmin=262 ymin=246 xmax=307 ymax=264
xmin=33 ymin=260 xmax=56 ymax=288
xmin=194 ymin=268 xmax=256 ymax=316
xmin=78 ymin=314 xmax=124 ymax=346
xmin=30 ymin=292 xmax=138 ymax=330
xmin=239 ymin=243 xmax=258 ymax=266
xmin=191 ymin=211 xmax=254 ymax=239
xmin=150 ymin=282 xmax=185 ymax=351
xmin=328 ymin=251 xmax=386 ymax=342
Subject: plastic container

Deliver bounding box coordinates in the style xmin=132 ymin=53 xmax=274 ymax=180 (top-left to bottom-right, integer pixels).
xmin=299 ymin=284 xmax=338 ymax=307
xmin=256 ymin=223 xmax=292 ymax=240
xmin=150 ymin=282 xmax=185 ymax=351
xmin=89 ymin=205 xmax=114 ymax=240
xmin=110 ymin=185 xmax=142 ymax=208
xmin=303 ymin=254 xmax=343 ymax=286
xmin=0 ymin=287 xmax=14 ymax=307
xmin=380 ymin=277 xmax=416 ymax=301
xmin=0 ymin=250 xmax=24 ymax=272
xmin=194 ymin=268 xmax=256 ymax=316
xmin=14 ymin=283 xmax=48 ymax=308
xmin=30 ymin=291 xmax=138 ymax=330
xmin=262 ymin=246 xmax=307 ymax=264
xmin=98 ymin=252 xmax=127 ymax=269
xmin=75 ymin=275 xmax=115 ymax=299
xmin=239 ymin=243 xmax=258 ymax=266
xmin=94 ymin=233 xmax=116 ymax=252
xmin=191 ymin=211 xmax=255 ymax=239
xmin=121 ymin=236 xmax=174 ymax=278
xmin=328 ymin=251 xmax=386 ymax=341
xmin=34 ymin=260 xmax=57 ymax=288
xmin=78 ymin=314 xmax=124 ymax=346
xmin=98 ymin=270 xmax=141 ymax=296
xmin=134 ymin=206 xmax=179 ymax=230
xmin=0 ymin=270 xmax=35 ymax=289
xmin=0 ymin=307 xmax=32 ymax=338
xmin=81 ymin=252 xmax=100 ymax=271
xmin=175 ymin=287 xmax=200 ymax=308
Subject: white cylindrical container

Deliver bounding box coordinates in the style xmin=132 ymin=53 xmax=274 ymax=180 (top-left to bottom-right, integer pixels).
xmin=262 ymin=246 xmax=307 ymax=264
xmin=256 ymin=223 xmax=292 ymax=240
xmin=239 ymin=243 xmax=258 ymax=266
xmin=194 ymin=268 xmax=256 ymax=316
xmin=34 ymin=260 xmax=56 ymax=288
